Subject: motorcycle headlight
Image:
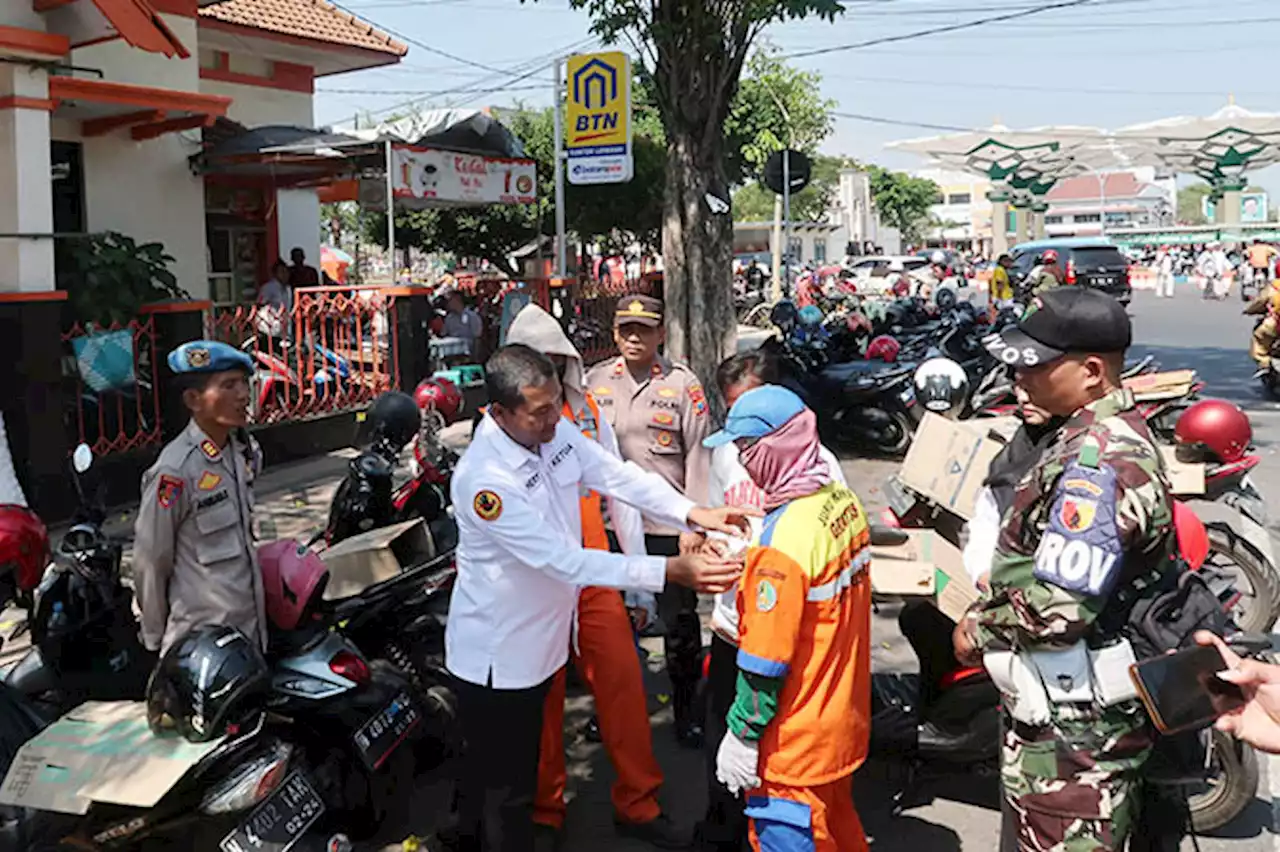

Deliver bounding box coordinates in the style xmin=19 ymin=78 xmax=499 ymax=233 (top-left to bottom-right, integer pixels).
xmin=200 ymin=740 xmax=293 ymax=815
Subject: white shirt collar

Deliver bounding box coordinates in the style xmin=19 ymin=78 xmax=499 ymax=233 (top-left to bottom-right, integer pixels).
xmin=476 ymin=412 xmax=540 ymax=470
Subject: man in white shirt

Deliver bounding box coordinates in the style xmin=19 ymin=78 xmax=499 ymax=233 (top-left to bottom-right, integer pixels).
xmin=448 ymin=344 xmax=754 ymax=852
xmin=689 ymin=351 xmax=847 ymax=852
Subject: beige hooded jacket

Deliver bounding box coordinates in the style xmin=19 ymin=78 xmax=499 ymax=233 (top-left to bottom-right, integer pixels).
xmin=503 ymin=304 xmax=647 ymax=563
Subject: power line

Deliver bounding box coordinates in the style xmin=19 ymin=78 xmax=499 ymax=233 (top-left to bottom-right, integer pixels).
xmin=824 ymin=73 xmax=1264 ymax=98
xmin=781 ymin=0 xmax=1129 ymax=59
xmin=318 ymin=83 xmax=547 ymax=95
xmin=328 ymin=0 xmax=526 ymax=75
xmin=830 ymin=110 xmax=1212 ymax=140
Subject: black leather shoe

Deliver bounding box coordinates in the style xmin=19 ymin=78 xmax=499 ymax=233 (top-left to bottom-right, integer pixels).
xmin=616 ymin=813 xmax=691 ymax=849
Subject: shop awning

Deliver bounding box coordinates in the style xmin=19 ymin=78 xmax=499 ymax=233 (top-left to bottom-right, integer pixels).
xmin=37 ymin=0 xmax=188 ymax=57
xmin=193 ymin=121 xmax=380 ymax=183
xmin=49 ymin=76 xmax=230 ymax=139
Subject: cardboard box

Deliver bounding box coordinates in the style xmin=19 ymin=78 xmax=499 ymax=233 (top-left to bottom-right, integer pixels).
xmin=0 ymin=701 xmax=222 ymax=814
xmin=1160 ymin=446 xmax=1205 ymax=495
xmin=1124 ymin=369 xmax=1197 ymax=401
xmin=870 ymin=530 xmax=978 ymax=622
xmin=898 ymin=413 xmax=1012 ymax=521
xmin=320 ymin=519 xmax=436 ymax=599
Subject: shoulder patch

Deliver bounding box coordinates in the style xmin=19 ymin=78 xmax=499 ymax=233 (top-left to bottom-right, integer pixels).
xmin=473 ymin=490 xmax=503 ymax=521
xmin=756 ymin=579 xmax=779 ymax=613
xmin=1033 ymin=461 xmax=1122 ymax=596
xmin=197 ymin=471 xmax=222 ymax=491
xmin=200 ymin=439 xmax=221 ymax=461
xmin=687 ymin=383 xmax=708 ymax=417
xmin=157 ymin=474 xmax=183 ymax=509
xmin=613 ymin=361 xmax=624 ymax=377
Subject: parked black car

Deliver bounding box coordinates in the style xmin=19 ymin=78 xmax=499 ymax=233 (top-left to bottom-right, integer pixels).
xmin=1010 ymin=239 xmax=1132 ymax=304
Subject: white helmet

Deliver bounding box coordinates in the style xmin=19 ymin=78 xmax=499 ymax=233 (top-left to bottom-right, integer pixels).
xmin=888 ymin=259 xmax=905 ymax=272
xmin=913 ymin=357 xmax=969 ymax=419
xmin=930 ymin=250 xmax=947 ymax=265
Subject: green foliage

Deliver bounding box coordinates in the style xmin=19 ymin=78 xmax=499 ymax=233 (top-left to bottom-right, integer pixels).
xmin=725 ymin=46 xmax=836 ymax=185
xmin=60 ymin=232 xmax=188 ymax=326
xmin=1177 ymin=182 xmax=1211 ymax=226
xmin=866 ymin=166 xmax=939 ymax=242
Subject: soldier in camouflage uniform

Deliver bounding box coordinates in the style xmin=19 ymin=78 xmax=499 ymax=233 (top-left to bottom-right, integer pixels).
xmin=958 ymin=289 xmax=1178 ymax=851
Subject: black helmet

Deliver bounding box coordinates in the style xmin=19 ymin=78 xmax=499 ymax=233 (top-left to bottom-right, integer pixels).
xmin=769 ymin=300 xmax=799 ymax=332
xmin=935 ymin=287 xmax=957 ymax=311
xmin=147 ymin=625 xmax=269 ymax=743
xmin=367 ymin=391 xmax=420 ymax=450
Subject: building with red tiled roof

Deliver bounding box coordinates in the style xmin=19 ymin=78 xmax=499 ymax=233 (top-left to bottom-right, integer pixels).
xmin=0 ymin=0 xmax=406 ymax=303
xmin=1043 ymin=170 xmax=1175 ymax=237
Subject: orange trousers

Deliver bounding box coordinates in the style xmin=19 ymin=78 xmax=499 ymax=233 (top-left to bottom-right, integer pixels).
xmin=746 ymin=776 xmax=867 ymax=852
xmin=534 ymin=586 xmax=663 ymax=829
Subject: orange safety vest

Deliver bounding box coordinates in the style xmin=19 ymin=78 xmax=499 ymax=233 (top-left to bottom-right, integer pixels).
xmin=565 ymin=394 xmax=610 ymax=551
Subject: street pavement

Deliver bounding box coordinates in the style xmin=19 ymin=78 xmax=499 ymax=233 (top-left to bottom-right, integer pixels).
xmin=3 ymin=281 xmax=1278 ymax=850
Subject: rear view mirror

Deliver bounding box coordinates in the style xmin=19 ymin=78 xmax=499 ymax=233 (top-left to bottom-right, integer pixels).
xmin=72 ymin=443 xmax=93 ymax=474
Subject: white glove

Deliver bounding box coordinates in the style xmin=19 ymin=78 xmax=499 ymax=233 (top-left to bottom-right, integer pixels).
xmin=623 ymin=590 xmax=658 ymax=630
xmin=715 ymin=732 xmax=760 ymax=795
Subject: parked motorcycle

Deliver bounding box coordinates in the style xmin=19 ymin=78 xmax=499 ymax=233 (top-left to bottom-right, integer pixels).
xmin=4 ymin=444 xmax=152 ymax=714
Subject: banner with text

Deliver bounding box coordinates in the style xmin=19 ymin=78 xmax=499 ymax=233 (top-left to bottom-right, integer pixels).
xmin=564 ymin=51 xmax=633 ymax=185
xmin=391 ymin=145 xmax=537 ymax=206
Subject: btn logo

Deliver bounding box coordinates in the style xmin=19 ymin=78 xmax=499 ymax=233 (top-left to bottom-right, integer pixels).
xmin=1033 ymin=531 xmax=1120 ymax=596
xmin=473 ymin=490 xmax=503 ymax=522
xmin=566 ymin=52 xmax=630 ymax=147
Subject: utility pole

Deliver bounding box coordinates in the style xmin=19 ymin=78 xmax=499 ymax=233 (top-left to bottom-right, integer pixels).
xmin=385 ymin=138 xmax=396 ymax=280
xmin=553 ymin=58 xmax=567 ymax=278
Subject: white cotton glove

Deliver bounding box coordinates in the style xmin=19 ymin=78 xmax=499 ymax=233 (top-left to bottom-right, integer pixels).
xmin=623 ymin=590 xmax=658 ymax=631
xmin=715 ymin=732 xmax=760 ymax=795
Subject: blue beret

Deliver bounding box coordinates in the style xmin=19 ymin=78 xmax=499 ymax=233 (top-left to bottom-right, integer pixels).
xmin=167 ymin=340 xmax=253 ymax=375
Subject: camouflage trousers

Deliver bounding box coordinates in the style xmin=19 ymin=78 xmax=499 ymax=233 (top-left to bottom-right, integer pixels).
xmin=1001 ymin=706 xmax=1153 ymax=852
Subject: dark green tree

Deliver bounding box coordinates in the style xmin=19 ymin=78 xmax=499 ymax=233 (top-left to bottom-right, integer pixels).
xmin=867 ymin=166 xmax=939 ymax=244
xmin=539 ymin=0 xmax=844 ymax=381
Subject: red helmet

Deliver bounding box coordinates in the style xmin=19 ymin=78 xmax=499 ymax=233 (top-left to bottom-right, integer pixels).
xmin=0 ymin=505 xmax=49 ymax=600
xmin=1174 ymin=399 xmax=1252 ymax=463
xmin=258 ymin=540 xmax=328 ymax=631
xmin=866 ymin=335 xmax=902 ymax=363
xmin=1041 ymin=249 xmax=1059 ymax=264
xmin=1172 ymin=501 xmax=1209 ymax=571
xmin=414 ymin=377 xmax=462 ymax=423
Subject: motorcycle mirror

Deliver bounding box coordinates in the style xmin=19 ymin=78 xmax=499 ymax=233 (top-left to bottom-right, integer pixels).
xmin=72 ymin=443 xmax=93 ymax=474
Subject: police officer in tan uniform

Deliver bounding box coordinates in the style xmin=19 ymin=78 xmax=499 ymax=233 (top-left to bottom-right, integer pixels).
xmin=586 ymin=294 xmax=713 ymax=747
xmin=133 ymin=340 xmax=266 ymax=655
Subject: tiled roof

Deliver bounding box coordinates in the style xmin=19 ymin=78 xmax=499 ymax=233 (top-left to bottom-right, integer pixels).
xmin=1047 ymin=172 xmax=1151 ymax=202
xmin=199 ymin=0 xmax=407 ymax=56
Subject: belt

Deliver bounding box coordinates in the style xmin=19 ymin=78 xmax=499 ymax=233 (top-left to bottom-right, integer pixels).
xmin=806 ymin=551 xmax=870 ymax=602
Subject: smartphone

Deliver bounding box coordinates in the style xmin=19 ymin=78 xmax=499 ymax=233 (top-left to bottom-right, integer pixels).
xmin=1129 ymin=645 xmax=1248 ymax=734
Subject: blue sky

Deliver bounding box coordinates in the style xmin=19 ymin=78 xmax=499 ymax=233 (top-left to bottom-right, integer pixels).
xmin=317 ymin=0 xmax=1280 ymax=193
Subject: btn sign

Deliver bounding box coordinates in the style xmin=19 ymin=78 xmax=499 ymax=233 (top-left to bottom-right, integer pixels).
xmin=565 ymin=51 xmax=633 ymax=185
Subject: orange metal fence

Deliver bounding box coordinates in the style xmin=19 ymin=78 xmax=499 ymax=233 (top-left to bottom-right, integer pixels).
xmin=62 ymin=317 xmax=163 ymax=457
xmin=211 ymin=286 xmax=400 ymax=426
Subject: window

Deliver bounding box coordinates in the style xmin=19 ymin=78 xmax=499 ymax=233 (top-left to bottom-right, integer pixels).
xmin=1074 ymin=213 xmax=1101 ymax=223
xmin=932 ymin=191 xmax=945 ymax=204
xmin=813 ymin=238 xmax=827 ymax=263
xmin=1044 ymin=215 xmax=1064 ymax=225
xmin=947 ymin=193 xmax=971 ymax=205
xmin=786 ymin=237 xmax=803 ymax=262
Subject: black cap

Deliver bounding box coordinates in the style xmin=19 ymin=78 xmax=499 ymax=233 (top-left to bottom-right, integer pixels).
xmin=613 ymin=294 xmax=663 ymax=328
xmin=982 ymin=288 xmax=1131 ymax=368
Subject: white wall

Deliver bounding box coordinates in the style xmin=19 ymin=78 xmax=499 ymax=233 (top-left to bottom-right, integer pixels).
xmin=69 ymin=16 xmax=199 ymax=92
xmin=74 ymin=129 xmax=209 ymax=299
xmin=275 ymin=189 xmax=321 ymax=270
xmin=199 ymin=80 xmax=314 ymax=128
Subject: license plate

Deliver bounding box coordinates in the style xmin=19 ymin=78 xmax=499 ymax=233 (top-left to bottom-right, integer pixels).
xmin=219 ymin=771 xmax=324 ymax=852
xmin=353 ymin=690 xmax=421 ymax=771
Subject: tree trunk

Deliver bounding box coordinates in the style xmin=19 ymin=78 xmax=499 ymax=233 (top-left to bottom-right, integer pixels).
xmin=662 ymin=129 xmax=736 ymax=403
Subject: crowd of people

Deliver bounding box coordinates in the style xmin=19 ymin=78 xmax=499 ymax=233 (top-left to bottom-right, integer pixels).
xmin=118 ymin=264 xmax=1280 ymax=852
